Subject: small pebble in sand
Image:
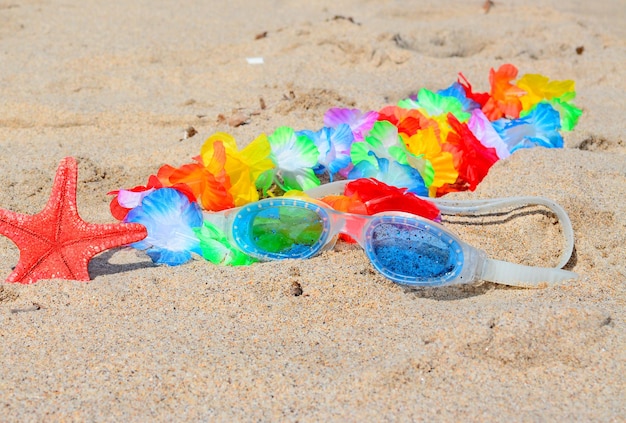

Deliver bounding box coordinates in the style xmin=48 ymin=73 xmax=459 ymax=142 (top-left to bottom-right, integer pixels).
xmin=291 ymin=281 xmax=303 ymax=296
xmin=180 ymin=126 xmax=197 ymax=141
xmin=217 ymin=110 xmax=249 ymax=127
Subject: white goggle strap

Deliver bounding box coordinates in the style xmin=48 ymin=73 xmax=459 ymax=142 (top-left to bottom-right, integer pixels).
xmin=429 ymin=196 xmax=578 ymax=287
xmin=480 ymin=259 xmax=577 ymax=288
xmin=429 ymin=196 xmax=574 ymax=269
xmin=305 ymin=181 xmax=578 ymax=288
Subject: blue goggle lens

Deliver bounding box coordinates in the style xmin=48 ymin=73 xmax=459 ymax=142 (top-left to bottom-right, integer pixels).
xmin=367 ymin=219 xmax=464 ymax=285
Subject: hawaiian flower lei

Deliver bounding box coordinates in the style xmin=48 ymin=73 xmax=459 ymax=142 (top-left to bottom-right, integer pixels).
xmin=109 ymin=64 xmax=582 ymax=266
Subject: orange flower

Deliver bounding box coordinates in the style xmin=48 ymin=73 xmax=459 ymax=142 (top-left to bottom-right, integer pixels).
xmin=482 ymin=64 xmax=526 ymax=120
xmin=159 ymin=141 xmax=234 ymax=211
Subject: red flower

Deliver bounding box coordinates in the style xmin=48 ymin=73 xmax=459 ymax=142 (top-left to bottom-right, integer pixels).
xmin=344 ymin=178 xmax=440 ymax=219
xmin=378 ymin=105 xmax=439 ymax=138
xmin=458 ymin=73 xmax=490 ymax=108
xmin=442 ymin=114 xmax=499 ymax=192
xmin=321 ymin=178 xmax=440 ymax=243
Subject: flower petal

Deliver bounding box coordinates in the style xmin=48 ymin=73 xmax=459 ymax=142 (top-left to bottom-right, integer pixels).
xmin=268 ymin=126 xmax=321 ymax=191
xmin=125 ymin=188 xmax=203 ymax=266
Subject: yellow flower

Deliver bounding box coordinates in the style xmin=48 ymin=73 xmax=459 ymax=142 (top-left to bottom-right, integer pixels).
xmin=401 ymin=127 xmax=458 ymax=195
xmin=517 ymin=74 xmax=576 ymax=111
xmin=200 ymin=133 xmax=275 ymax=206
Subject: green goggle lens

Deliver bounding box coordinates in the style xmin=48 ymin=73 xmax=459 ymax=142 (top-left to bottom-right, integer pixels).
xmin=248 ymin=206 xmax=325 ymax=258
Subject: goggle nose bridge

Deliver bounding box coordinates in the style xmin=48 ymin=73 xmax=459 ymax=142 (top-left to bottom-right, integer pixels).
xmin=327 ymin=210 xmax=370 ymax=246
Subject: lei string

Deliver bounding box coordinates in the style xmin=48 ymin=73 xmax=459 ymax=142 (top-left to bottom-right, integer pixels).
xmin=109 ymin=64 xmax=581 ymax=267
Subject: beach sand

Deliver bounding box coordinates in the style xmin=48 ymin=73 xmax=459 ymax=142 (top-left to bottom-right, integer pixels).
xmin=0 ymin=0 xmax=624 ymax=420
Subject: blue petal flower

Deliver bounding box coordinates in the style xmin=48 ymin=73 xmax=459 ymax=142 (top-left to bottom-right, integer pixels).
xmin=125 ymin=188 xmax=203 ymax=266
xmin=348 ymin=152 xmax=428 ymax=196
xmin=492 ymin=102 xmax=563 ymax=153
xmin=298 ymin=124 xmax=354 ymax=180
xmin=437 ymin=82 xmax=480 ymax=114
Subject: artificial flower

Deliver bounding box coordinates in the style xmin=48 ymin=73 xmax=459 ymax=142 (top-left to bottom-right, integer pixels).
xmin=550 ymin=93 xmax=583 ymax=131
xmin=342 ymin=178 xmax=440 ymax=219
xmin=481 ymin=64 xmax=526 ymax=120
xmin=377 ymin=105 xmax=441 ymax=138
xmin=516 ymin=74 xmax=582 ymax=131
xmin=458 ymin=72 xmax=491 ymax=108
xmin=319 ymin=178 xmax=439 ymax=242
xmin=351 ymin=120 xmax=408 ymax=168
xmin=398 ymin=88 xmax=470 ymax=122
xmin=467 ymin=109 xmax=510 ymax=159
xmin=298 ymin=124 xmax=354 ymax=180
xmin=349 ymin=152 xmax=428 ymax=196
xmin=516 ymin=73 xmax=575 ymax=111
xmin=108 ymin=175 xmax=196 ymax=220
xmin=267 ymin=126 xmax=321 ymax=191
xmin=158 ymin=141 xmax=234 ymax=211
xmin=319 ymin=192 xmax=368 ymax=215
xmin=437 ymin=82 xmax=480 ymax=114
xmin=125 ymin=188 xmax=203 ymax=266
xmin=401 ymin=127 xmax=459 ymax=194
xmin=194 ymin=222 xmax=257 ymax=266
xmin=442 ymin=114 xmax=499 ymax=192
xmin=398 ymin=87 xmax=471 ymax=122
xmin=492 ymin=102 xmax=563 ymax=153
xmin=323 ymin=108 xmax=379 ymax=142
xmin=200 ymin=132 xmax=275 ymax=206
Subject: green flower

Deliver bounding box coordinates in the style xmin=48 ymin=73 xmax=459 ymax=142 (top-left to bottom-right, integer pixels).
xmin=350 ymin=121 xmax=409 ymax=168
xmin=399 ymin=88 xmax=471 ymax=121
xmin=194 ymin=222 xmax=257 ymax=266
xmin=267 ymin=126 xmax=320 ymax=191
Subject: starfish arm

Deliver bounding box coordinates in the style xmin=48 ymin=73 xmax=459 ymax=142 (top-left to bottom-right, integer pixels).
xmin=0 ymin=157 xmax=148 ymax=284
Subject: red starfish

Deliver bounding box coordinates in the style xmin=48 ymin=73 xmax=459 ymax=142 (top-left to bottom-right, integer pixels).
xmin=0 ymin=157 xmax=148 ymax=284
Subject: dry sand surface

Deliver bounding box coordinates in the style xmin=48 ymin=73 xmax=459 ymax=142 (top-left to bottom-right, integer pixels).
xmin=1 ymin=0 xmax=625 ymax=421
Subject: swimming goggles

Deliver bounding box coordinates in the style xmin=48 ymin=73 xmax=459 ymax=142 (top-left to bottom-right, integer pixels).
xmin=202 ymin=181 xmax=577 ymax=288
